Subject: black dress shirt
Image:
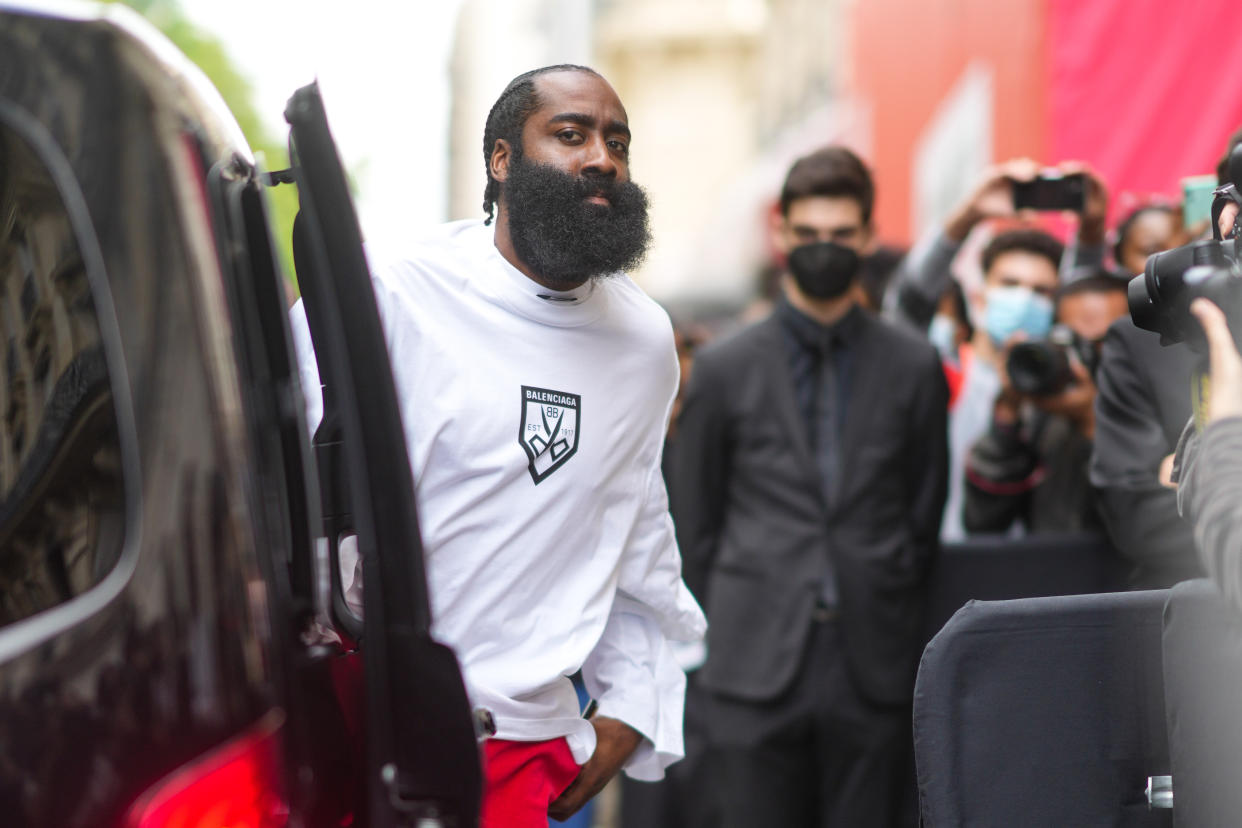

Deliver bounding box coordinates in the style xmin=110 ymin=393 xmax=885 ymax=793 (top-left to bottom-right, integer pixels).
xmin=777 ymin=298 xmax=865 ymax=607
xmin=777 ymin=298 xmax=862 ymax=458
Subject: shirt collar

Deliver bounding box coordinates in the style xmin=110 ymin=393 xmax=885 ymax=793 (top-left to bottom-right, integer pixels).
xmin=478 ymin=224 xmax=606 ymax=327
xmin=778 ymin=297 xmax=864 ymax=354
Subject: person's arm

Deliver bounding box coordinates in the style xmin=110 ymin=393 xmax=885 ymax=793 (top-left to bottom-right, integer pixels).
xmin=1060 ymin=236 xmax=1107 ymax=281
xmin=1058 ymin=162 xmax=1109 ymax=280
xmin=963 ymin=393 xmax=1040 ymax=534
xmin=885 ymin=230 xmax=964 ymax=330
xmin=1177 ymin=299 xmax=1242 ymax=610
xmin=669 ymin=348 xmax=733 ymax=604
xmin=1089 ymin=323 xmax=1199 ymax=584
xmin=1181 ymin=417 xmax=1242 ymax=609
xmin=549 ymin=596 xmax=677 ymax=820
xmin=885 ymin=160 xmax=1039 ymax=330
xmin=570 ymin=592 xmax=693 ymax=770
xmin=552 ymin=335 xmax=709 ymax=817
xmin=905 ymin=349 xmax=951 ymax=556
xmin=288 ymin=299 xmax=324 ymax=436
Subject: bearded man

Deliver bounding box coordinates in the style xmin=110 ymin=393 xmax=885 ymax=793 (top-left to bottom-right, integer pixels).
xmin=291 ymin=65 xmax=705 ymax=827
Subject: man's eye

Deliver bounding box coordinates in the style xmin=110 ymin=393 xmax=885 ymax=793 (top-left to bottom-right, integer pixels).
xmin=608 ymin=140 xmax=629 ymax=155
xmin=558 ymin=130 xmax=583 ymax=143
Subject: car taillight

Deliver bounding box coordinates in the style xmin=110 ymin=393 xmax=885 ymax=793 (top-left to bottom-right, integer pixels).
xmin=125 ymin=710 xmax=289 ymax=828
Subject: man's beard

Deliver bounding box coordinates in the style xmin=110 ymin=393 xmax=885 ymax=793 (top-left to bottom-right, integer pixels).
xmin=502 ymin=153 xmax=651 ymax=289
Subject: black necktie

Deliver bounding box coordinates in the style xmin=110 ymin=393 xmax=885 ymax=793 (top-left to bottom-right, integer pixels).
xmin=815 ymin=336 xmax=840 ymax=607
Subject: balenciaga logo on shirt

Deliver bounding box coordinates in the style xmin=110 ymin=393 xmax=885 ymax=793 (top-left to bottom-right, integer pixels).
xmin=519 ymin=385 xmax=580 ymax=484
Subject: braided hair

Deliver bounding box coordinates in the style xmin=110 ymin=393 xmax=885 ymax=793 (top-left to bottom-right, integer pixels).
xmin=481 ymin=64 xmax=601 ymax=225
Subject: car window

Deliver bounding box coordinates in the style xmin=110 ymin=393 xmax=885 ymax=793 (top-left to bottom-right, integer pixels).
xmin=0 ymin=118 xmax=124 ymax=626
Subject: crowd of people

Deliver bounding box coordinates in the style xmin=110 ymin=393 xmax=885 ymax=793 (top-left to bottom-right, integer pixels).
xmin=644 ymin=127 xmax=1242 ymax=826
xmin=302 ymin=59 xmax=1242 ymax=827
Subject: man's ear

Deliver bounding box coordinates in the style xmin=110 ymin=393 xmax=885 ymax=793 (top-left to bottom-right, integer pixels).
xmin=768 ymin=203 xmax=789 ymax=256
xmin=859 ymin=223 xmax=877 ymax=256
xmin=490 ymin=139 xmax=512 ymax=184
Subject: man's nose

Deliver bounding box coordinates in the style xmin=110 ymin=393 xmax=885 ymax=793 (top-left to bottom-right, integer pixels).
xmin=580 ymin=135 xmax=618 ymax=179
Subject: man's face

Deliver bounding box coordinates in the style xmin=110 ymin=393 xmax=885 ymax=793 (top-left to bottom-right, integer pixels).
xmin=515 ymin=71 xmax=633 ymax=187
xmin=1118 ymin=210 xmax=1181 ymax=276
xmin=778 ymin=196 xmax=871 ymax=255
xmin=983 ymin=251 xmax=1059 ymax=300
xmin=493 ymin=71 xmax=650 ymax=288
xmin=1057 ymin=290 xmax=1129 ymax=342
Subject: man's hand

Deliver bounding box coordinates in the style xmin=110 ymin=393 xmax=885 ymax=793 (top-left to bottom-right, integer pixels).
xmin=1190 ymin=297 xmax=1242 ymax=423
xmin=547 ymin=716 xmax=643 ymax=822
xmin=1031 ymin=356 xmax=1097 ymax=439
xmin=1219 ymin=200 xmax=1241 ymax=240
xmin=945 ymin=158 xmax=1040 ymax=242
xmin=1159 ymin=452 xmax=1177 ymax=489
xmin=1058 ymin=161 xmax=1109 ymax=245
xmin=993 ymin=334 xmax=1029 ymax=427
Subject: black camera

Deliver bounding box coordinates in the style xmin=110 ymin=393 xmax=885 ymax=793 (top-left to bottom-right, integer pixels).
xmin=1127 ymin=143 xmax=1242 ymax=351
xmin=1126 ymin=238 xmax=1242 ymax=353
xmin=1006 ymin=325 xmax=1099 ymax=397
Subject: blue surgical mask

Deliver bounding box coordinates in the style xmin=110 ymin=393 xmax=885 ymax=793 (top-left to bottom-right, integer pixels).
xmin=983 ymin=285 xmax=1054 ymax=345
xmin=928 ymin=314 xmax=959 ymax=359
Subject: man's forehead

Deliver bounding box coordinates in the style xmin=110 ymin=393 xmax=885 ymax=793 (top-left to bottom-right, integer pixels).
xmin=786 ymin=196 xmax=864 ymax=228
xmin=531 ymin=71 xmax=628 ymax=124
xmin=987 ymin=251 xmax=1058 ymax=287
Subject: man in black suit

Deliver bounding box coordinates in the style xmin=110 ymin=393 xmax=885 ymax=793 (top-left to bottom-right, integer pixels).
xmin=1090 ymin=318 xmax=1201 ymax=588
xmin=671 ymin=146 xmax=948 ymax=827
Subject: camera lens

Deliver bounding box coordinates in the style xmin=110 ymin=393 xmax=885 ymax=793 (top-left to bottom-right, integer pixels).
xmin=1127 ymin=272 xmax=1160 ymax=335
xmin=1126 ymin=236 xmax=1242 ymax=352
xmin=1007 ymin=341 xmax=1071 ymax=396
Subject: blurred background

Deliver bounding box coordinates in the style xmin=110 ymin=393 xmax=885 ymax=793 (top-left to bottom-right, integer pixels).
xmin=134 ymin=0 xmax=1242 ymax=314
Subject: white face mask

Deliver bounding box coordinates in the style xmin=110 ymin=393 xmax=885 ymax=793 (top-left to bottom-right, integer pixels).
xmin=983 ymin=285 xmax=1054 ymax=345
xmin=928 ymin=314 xmax=959 ymax=359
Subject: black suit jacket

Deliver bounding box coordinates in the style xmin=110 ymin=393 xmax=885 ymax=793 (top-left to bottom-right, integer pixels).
xmin=671 ymin=308 xmax=948 ymax=706
xmin=1089 ymin=317 xmax=1203 ymax=588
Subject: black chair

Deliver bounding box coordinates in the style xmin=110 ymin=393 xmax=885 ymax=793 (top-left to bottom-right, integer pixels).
xmin=924 ymin=532 xmax=1129 ymax=643
xmin=1161 ymin=578 xmax=1242 ymax=826
xmin=915 ymin=591 xmax=1171 ymax=827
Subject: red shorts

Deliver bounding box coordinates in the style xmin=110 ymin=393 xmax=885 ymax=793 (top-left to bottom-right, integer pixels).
xmin=480 ymin=738 xmax=581 ymax=828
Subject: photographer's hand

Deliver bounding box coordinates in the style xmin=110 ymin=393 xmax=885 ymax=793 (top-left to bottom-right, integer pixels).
xmin=1032 ymin=357 xmax=1097 ymax=439
xmin=1190 ymin=297 xmax=1242 ymax=423
xmin=945 ymin=159 xmax=1040 ymax=242
xmin=993 ymin=335 xmax=1028 ymax=427
xmin=1219 ymin=201 xmax=1241 ymax=241
xmin=1058 ymin=161 xmax=1109 ymax=245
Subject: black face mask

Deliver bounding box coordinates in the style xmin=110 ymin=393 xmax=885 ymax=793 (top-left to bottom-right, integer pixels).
xmin=787 ymin=241 xmax=860 ymax=300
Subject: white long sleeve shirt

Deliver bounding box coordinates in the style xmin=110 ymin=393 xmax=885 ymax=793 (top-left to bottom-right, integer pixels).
xmin=290 ymin=219 xmax=706 ymax=780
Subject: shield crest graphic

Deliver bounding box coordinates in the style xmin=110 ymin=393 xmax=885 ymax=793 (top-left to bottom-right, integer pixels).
xmin=519 ymin=385 xmax=581 ymax=484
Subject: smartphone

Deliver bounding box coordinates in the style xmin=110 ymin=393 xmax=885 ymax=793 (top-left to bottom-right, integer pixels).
xmin=1182 ymin=175 xmax=1217 ymax=231
xmin=1012 ymin=171 xmax=1086 ymax=212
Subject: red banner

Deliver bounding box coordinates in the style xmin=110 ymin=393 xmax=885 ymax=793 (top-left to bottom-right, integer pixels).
xmin=1047 ymin=0 xmax=1242 ymax=221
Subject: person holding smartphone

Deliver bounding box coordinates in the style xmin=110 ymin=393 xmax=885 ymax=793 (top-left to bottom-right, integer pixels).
xmin=885 ymin=158 xmax=1110 ymax=538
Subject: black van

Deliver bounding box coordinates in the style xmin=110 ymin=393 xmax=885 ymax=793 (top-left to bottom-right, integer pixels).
xmin=0 ymin=3 xmax=480 ymax=826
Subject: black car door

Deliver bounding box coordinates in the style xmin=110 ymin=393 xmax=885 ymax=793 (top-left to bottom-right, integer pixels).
xmin=282 ymin=82 xmax=481 ymax=828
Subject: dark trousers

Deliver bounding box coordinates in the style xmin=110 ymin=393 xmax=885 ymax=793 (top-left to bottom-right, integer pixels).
xmin=619 ymin=691 xmax=718 ymax=828
xmin=697 ymin=618 xmax=915 ymax=828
